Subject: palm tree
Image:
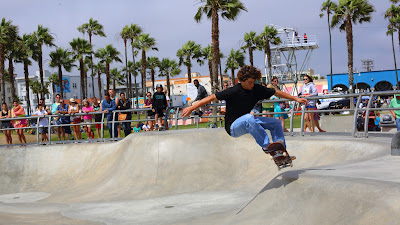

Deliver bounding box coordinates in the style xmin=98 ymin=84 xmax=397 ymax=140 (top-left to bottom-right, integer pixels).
xmin=49 ymin=48 xmax=75 ymax=98
xmin=4 ymin=23 xmax=19 ymax=100
xmin=48 ymin=73 xmax=59 ymax=100
xmin=176 ymin=40 xmax=202 ymax=83
xmin=331 ymin=0 xmax=374 ymax=94
xmin=120 ymin=25 xmax=131 ymax=98
xmin=159 ymin=58 xmax=181 ymax=98
xmin=95 ymin=44 xmax=122 ymax=91
xmin=93 ymin=62 xmax=105 ymax=98
xmin=194 ymin=0 xmax=247 ymax=94
xmin=70 ymin=38 xmax=92 ymax=100
xmin=0 ymin=18 xmax=14 ymax=102
xmin=147 ymin=56 xmax=160 ymax=92
xmin=137 ymin=33 xmax=158 ymax=98
xmin=224 ymin=49 xmax=245 ymax=84
xmin=30 ymin=80 xmax=41 ymax=106
xmin=78 ymin=18 xmax=106 ymax=99
xmin=386 ymin=4 xmax=400 ymax=90
xmin=242 ymin=31 xmax=258 ymax=66
xmin=320 ymin=0 xmax=338 ymax=90
xmin=32 ymin=25 xmax=55 ymax=98
xmin=200 ymin=45 xmax=213 ymax=87
xmin=127 ymin=24 xmax=142 ymax=101
xmin=110 ymin=68 xmax=125 ymax=90
xmin=15 ymin=34 xmax=35 ymax=115
xmin=259 ymin=25 xmax=281 ymax=82
xmin=134 ymin=60 xmax=142 ymax=100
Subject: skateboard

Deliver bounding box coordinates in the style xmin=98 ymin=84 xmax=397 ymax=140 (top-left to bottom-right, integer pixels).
xmin=265 ymin=142 xmax=296 ymax=171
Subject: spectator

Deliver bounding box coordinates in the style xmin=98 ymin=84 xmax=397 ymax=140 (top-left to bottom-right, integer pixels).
xmin=0 ymin=103 xmax=12 ymax=145
xmin=133 ymin=123 xmax=141 ymax=133
xmin=295 ymin=31 xmax=300 ymax=43
xmin=69 ymin=98 xmax=82 ymax=140
xmin=109 ymin=89 xmax=121 ymax=138
xmin=142 ymin=122 xmax=150 ymax=131
xmin=152 ymin=84 xmax=167 ymax=130
xmin=117 ymin=92 xmax=132 ymax=136
xmin=32 ymin=104 xmax=50 ymax=144
xmin=82 ymin=99 xmax=94 ymax=139
xmin=375 ymin=112 xmax=381 ymax=129
xmin=362 ymin=110 xmax=380 ymax=131
xmin=143 ymin=92 xmax=155 ymax=131
xmin=92 ymin=99 xmax=103 ymax=139
xmin=300 ymin=75 xmax=321 ymax=132
xmin=102 ymin=93 xmax=118 ymax=138
xmin=163 ymin=89 xmax=170 ymax=130
xmin=189 ymin=79 xmax=208 ymax=115
xmin=268 ymin=77 xmax=289 ymax=132
xmin=51 ymin=94 xmax=62 ymax=141
xmin=55 ymin=99 xmax=72 ymax=140
xmin=303 ymin=33 xmax=308 ymax=43
xmin=11 ymin=100 xmax=27 ymax=144
xmin=390 ymin=94 xmax=400 ymax=131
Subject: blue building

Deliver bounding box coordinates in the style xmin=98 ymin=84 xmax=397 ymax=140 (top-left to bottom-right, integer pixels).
xmin=327 ymin=69 xmax=400 ymax=92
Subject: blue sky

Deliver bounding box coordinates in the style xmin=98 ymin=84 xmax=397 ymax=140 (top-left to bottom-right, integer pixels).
xmin=1 ymin=0 xmax=394 ymax=81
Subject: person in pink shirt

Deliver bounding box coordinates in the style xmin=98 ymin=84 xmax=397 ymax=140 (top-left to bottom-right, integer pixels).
xmin=81 ymin=99 xmax=94 ymax=139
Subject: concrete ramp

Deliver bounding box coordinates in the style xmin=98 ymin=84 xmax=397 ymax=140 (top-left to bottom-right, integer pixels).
xmin=0 ymin=129 xmax=398 ymax=224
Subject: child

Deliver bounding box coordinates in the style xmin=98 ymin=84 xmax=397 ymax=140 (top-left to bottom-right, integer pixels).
xmin=152 ymin=84 xmax=167 ymax=130
xmin=133 ymin=123 xmax=141 ymax=133
xmin=375 ymin=112 xmax=381 ymax=130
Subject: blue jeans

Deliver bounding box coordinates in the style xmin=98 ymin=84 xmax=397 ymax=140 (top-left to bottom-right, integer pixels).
xmin=107 ymin=121 xmax=118 ymax=138
xmin=396 ymin=118 xmax=400 ymax=131
xmin=230 ymin=114 xmax=286 ymax=149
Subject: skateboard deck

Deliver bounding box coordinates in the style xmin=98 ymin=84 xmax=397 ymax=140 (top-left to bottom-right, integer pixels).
xmin=265 ymin=142 xmax=296 ymax=171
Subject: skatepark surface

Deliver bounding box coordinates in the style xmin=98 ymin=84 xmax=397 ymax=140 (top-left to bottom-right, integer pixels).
xmin=0 ymin=129 xmax=399 ymax=224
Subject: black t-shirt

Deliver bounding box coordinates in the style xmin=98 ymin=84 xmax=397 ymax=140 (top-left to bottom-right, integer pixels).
xmin=152 ymin=91 xmax=167 ymax=109
xmin=216 ymin=83 xmax=276 ymax=135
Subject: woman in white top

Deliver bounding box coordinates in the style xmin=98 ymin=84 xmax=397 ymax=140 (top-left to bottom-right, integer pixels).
xmin=68 ymin=98 xmax=82 ymax=140
xmin=300 ymin=75 xmax=318 ymax=132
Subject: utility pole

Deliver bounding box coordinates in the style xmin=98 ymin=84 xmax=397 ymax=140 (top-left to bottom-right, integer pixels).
xmin=361 ymin=59 xmax=374 ymax=72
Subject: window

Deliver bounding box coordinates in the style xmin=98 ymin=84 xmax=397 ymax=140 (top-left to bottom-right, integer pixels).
xmin=73 ymin=83 xmax=77 ymax=88
xmin=7 ymin=88 xmax=10 ymax=93
xmin=89 ymin=83 xmax=91 ymax=88
xmin=8 ymin=97 xmax=11 ymax=103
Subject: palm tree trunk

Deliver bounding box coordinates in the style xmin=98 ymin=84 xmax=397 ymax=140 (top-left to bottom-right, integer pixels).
xmin=392 ymin=32 xmax=399 ymax=90
xmin=106 ymin=63 xmax=110 ymax=91
xmin=131 ymin=42 xmax=138 ymax=107
xmin=0 ymin=43 xmax=5 ymax=103
xmin=208 ymin=60 xmax=213 ymax=88
xmin=134 ymin=73 xmax=138 ymax=108
xmin=58 ymin=65 xmax=63 ymax=98
xmin=124 ymin=40 xmax=129 ymax=98
xmin=249 ymin=46 xmax=253 ymax=66
xmin=24 ymin=63 xmax=31 ymax=115
xmin=187 ymin=56 xmax=192 ymax=83
xmin=89 ymin=37 xmax=95 ymax=99
xmin=38 ymin=46 xmax=45 ymax=98
xmin=113 ymin=78 xmax=116 ymax=90
xmin=8 ymin=57 xmax=16 ymax=100
xmin=231 ymin=68 xmax=235 ymax=85
xmin=80 ymin=59 xmax=85 ymax=99
xmin=346 ymin=16 xmax=354 ymax=92
xmin=97 ymin=71 xmax=102 ymax=99
xmin=328 ymin=9 xmax=333 ymax=91
xmin=166 ymin=72 xmax=171 ymax=99
xmin=141 ymin=50 xmax=146 ymax=98
xmin=151 ymin=69 xmax=155 ymax=92
xmin=91 ymin=74 xmax=95 ymax=99
xmin=219 ymin=61 xmax=223 ymax=90
xmin=266 ymin=39 xmax=272 ymax=82
xmin=211 ymin=7 xmax=220 ymax=94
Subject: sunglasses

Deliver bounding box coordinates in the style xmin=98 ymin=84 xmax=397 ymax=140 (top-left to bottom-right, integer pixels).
xmin=146 ymin=95 xmax=151 ymax=97
xmin=303 ymin=79 xmax=309 ymax=80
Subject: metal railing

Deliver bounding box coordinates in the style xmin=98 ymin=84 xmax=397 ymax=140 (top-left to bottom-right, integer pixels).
xmin=0 ymin=90 xmax=399 ymax=147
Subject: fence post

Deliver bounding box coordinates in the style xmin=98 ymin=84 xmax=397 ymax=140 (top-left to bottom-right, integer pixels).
xmin=352 ymin=95 xmax=362 ymax=138
xmin=36 ymin=117 xmax=40 ymax=145
xmin=300 ymin=104 xmax=306 ymax=136
xmin=363 ymin=94 xmax=374 ymax=138
xmin=101 ymin=112 xmax=105 ymax=142
xmin=196 ymin=116 xmax=199 ymax=129
xmin=175 ymin=107 xmax=179 ymax=130
xmin=112 ymin=111 xmax=116 ymax=140
xmin=289 ymin=102 xmax=296 ymax=136
xmin=48 ymin=115 xmax=52 ymax=145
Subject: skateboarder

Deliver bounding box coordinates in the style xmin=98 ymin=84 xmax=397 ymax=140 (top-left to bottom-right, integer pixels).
xmin=182 ymin=65 xmax=308 ymax=152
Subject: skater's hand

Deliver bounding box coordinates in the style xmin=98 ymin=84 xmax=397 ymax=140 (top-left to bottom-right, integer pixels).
xmin=181 ymin=107 xmax=193 ymax=118
xmin=296 ymin=97 xmax=308 ymax=106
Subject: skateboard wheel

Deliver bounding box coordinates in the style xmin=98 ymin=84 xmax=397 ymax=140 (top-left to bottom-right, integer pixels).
xmin=277 ymin=166 xmax=281 ymax=171
xmin=270 ymin=155 xmax=273 ymax=160
xmin=290 ymin=163 xmax=293 ymax=167
xmin=283 ymin=152 xmax=287 ymax=157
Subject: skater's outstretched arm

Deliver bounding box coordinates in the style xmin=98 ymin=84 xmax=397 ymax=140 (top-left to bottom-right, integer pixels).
xmin=274 ymin=90 xmax=308 ymax=105
xmin=182 ymin=94 xmax=217 ymax=117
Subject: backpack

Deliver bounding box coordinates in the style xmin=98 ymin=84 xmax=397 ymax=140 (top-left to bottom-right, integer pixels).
xmin=357 ymin=116 xmax=364 ymax=131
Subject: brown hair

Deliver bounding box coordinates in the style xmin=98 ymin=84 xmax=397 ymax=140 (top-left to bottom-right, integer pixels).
xmin=303 ymin=74 xmax=313 ymax=82
xmin=237 ymin=65 xmax=262 ymax=82
xmin=271 ymin=76 xmax=278 ymax=82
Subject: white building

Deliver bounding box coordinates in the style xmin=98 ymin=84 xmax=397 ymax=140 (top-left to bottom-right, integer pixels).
xmin=16 ymin=70 xmax=101 ymax=113
xmin=1 ymin=82 xmax=13 ymax=106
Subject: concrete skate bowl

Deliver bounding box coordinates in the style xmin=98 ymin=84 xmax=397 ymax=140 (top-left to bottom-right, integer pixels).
xmin=0 ymin=129 xmax=397 ymax=225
